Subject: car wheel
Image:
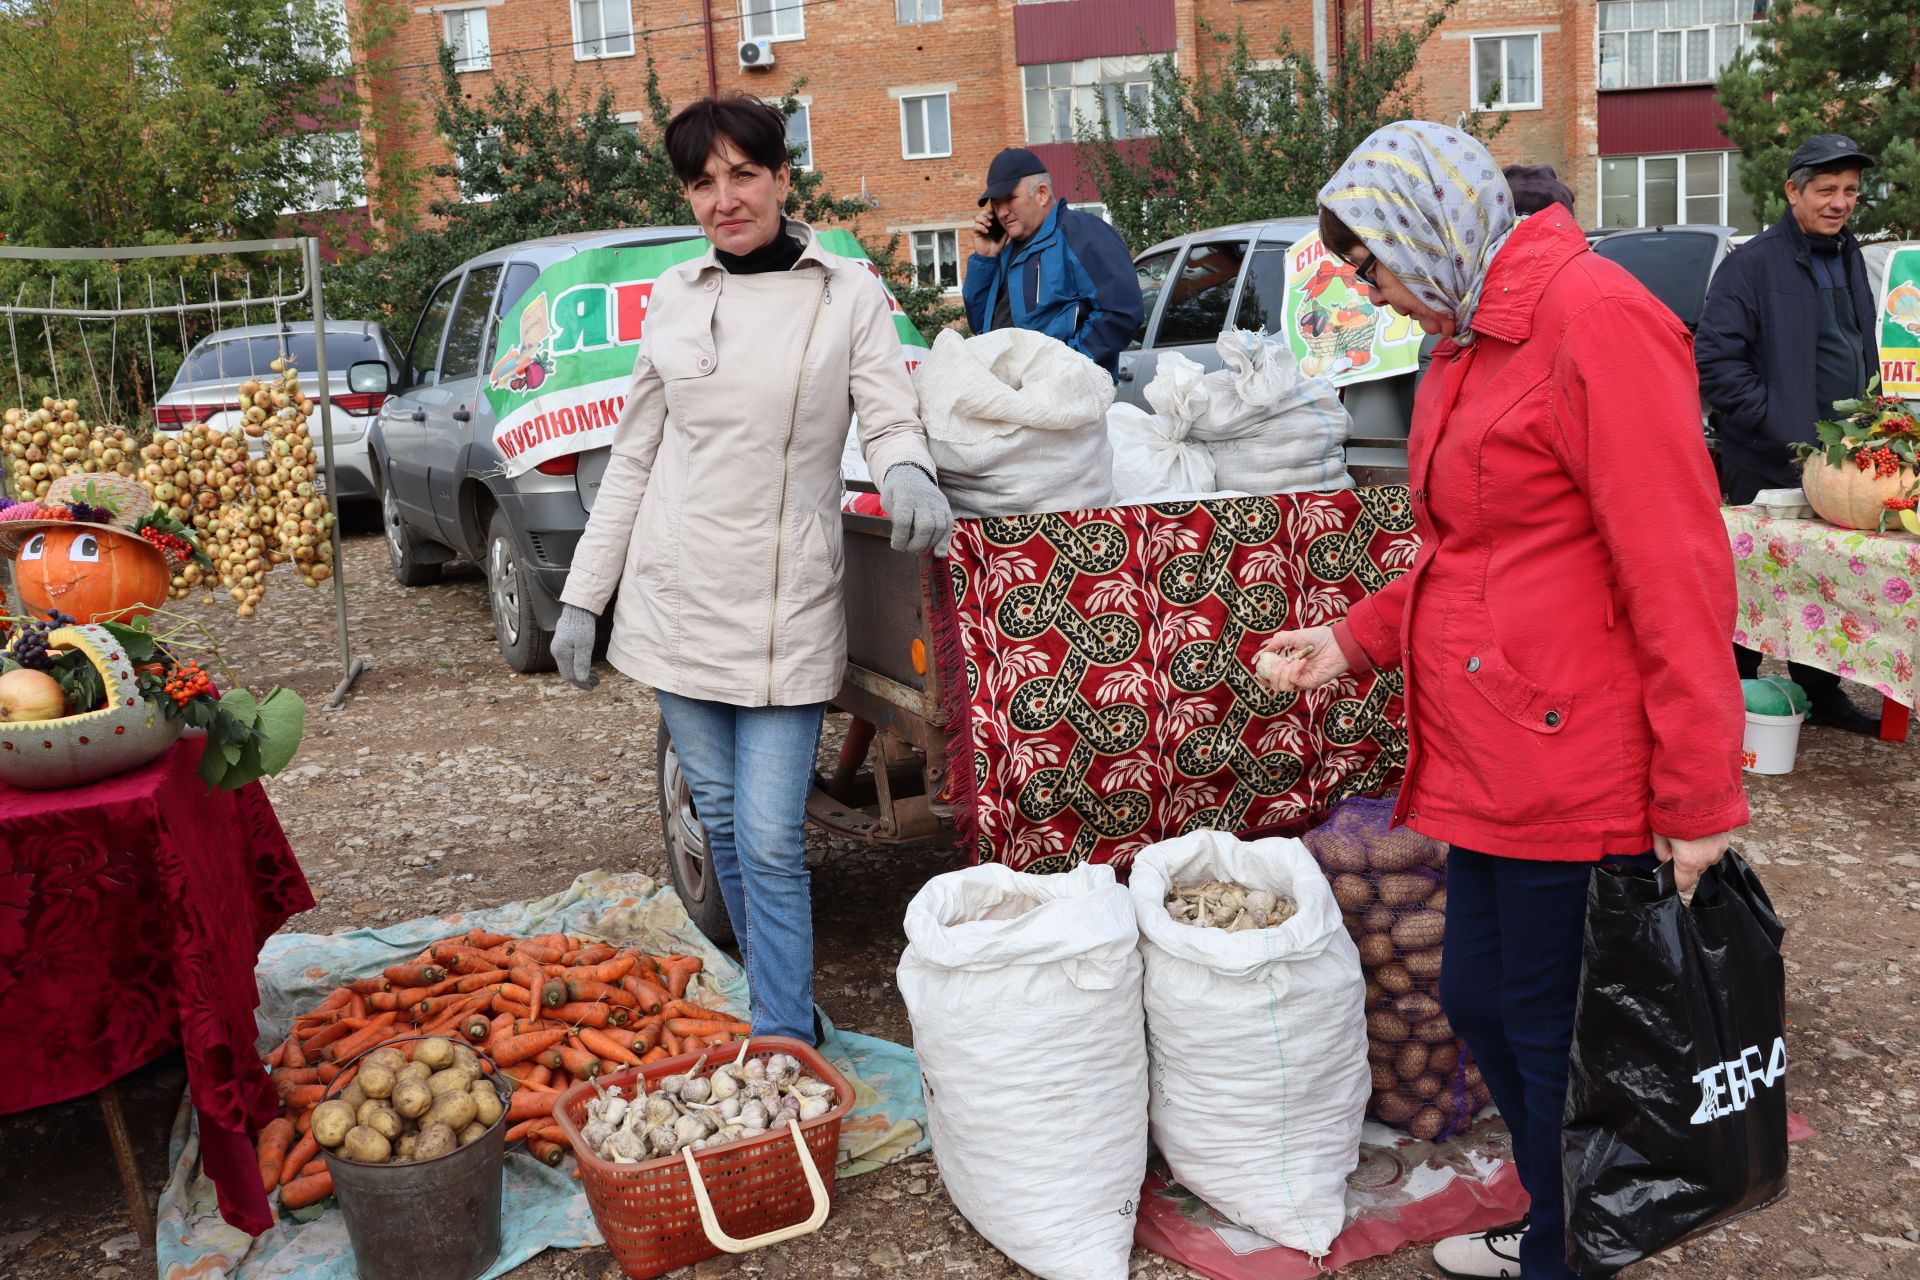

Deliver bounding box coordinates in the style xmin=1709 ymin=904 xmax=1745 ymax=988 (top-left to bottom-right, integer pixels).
xmin=657 ymin=720 xmax=733 ymax=944
xmin=486 ymin=508 xmax=554 ymax=673
xmin=382 ymin=470 xmax=442 ymax=587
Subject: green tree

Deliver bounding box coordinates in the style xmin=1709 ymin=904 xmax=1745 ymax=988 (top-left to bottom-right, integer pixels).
xmin=1717 ymin=0 xmax=1920 ymax=239
xmin=1077 ymin=8 xmax=1489 ymax=251
xmin=335 ymin=48 xmax=962 ymax=340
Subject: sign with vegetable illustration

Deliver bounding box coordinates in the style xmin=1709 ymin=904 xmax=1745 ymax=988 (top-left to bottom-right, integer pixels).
xmin=485 ymin=230 xmax=928 ymax=477
xmin=1282 ymin=230 xmax=1421 ymax=386
xmin=1878 ymin=244 xmax=1920 ymax=399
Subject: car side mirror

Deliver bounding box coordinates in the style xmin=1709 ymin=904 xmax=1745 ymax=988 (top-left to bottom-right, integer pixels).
xmin=348 ymin=361 xmax=392 ymax=395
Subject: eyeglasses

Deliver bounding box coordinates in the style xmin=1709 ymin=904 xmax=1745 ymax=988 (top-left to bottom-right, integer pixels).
xmin=1348 ymin=252 xmax=1382 ymax=289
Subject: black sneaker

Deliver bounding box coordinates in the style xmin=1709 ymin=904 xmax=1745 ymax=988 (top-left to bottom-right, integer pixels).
xmin=1806 ymin=693 xmax=1881 ymax=736
xmin=1431 ymin=1217 xmax=1526 ymax=1278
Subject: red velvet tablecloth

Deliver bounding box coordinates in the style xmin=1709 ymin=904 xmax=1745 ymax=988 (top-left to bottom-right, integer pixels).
xmin=0 ymin=736 xmax=314 ymax=1234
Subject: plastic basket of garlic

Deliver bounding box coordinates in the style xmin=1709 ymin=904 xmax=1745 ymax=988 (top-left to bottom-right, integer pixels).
xmin=1165 ymin=880 xmax=1300 ymax=933
xmin=552 ymin=1036 xmax=852 ymax=1276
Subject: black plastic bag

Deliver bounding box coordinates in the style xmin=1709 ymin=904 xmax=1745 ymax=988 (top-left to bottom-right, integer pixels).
xmin=1562 ymin=850 xmax=1789 ymax=1275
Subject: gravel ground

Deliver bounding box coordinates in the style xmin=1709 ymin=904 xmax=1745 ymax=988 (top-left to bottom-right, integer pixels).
xmin=3 ymin=528 xmax=1918 ymax=1280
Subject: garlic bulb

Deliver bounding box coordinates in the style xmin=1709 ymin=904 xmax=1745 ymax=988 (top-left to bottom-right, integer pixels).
xmin=797 ymin=1095 xmax=831 ymax=1121
xmin=1166 ymin=879 xmax=1299 ymax=931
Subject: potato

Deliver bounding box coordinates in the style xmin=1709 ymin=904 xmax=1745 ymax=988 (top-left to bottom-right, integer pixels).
xmin=364 ymin=1046 xmax=407 ymax=1076
xmin=1463 ymin=1060 xmax=1485 ymax=1091
xmin=337 ymin=1080 xmax=369 ymax=1113
xmin=1404 ymin=945 xmax=1445 ymax=982
xmin=1378 ymin=872 xmax=1434 ymax=907
xmin=1394 ymin=1041 xmax=1430 ymax=1081
xmin=359 ymin=1102 xmax=404 ymax=1141
xmin=1428 ymin=886 xmax=1447 ymax=912
xmin=1428 ymin=1042 xmax=1460 ymax=1074
xmin=427 ymin=1090 xmax=478 ymax=1133
xmin=470 ymin=1083 xmax=504 ymax=1128
xmin=1361 ymin=904 xmax=1396 ymax=936
xmin=1307 ymin=831 xmax=1370 ymax=874
xmin=452 ymin=1044 xmax=482 ymax=1078
xmin=1367 ymin=827 xmax=1437 ymax=871
xmin=1409 ymin=1106 xmax=1448 ymax=1141
xmin=395 ymin=1133 xmax=419 ymax=1163
xmin=340 ymin=1124 xmax=391 ymax=1164
xmin=1390 ymin=909 xmax=1446 ymax=952
xmin=1367 ymin=1038 xmax=1396 ymax=1064
xmin=459 ymin=1121 xmax=490 ymax=1147
xmin=414 ymin=1123 xmax=458 ymax=1162
xmin=1330 ymin=873 xmax=1374 ymax=913
xmin=1357 ymin=933 xmax=1395 ymax=967
xmin=428 ymin=1068 xmax=474 ymax=1097
xmin=398 ymin=1060 xmax=432 ymax=1084
xmin=415 ymin=1037 xmax=457 ymax=1071
xmin=358 ymin=1062 xmax=397 ymax=1101
xmin=1366 ymin=1010 xmax=1410 ymax=1043
xmin=312 ymin=1099 xmax=357 ymax=1149
xmin=1370 ymin=1061 xmax=1397 ymax=1091
xmin=1414 ymin=1015 xmax=1457 ymax=1044
xmin=391 ymin=1078 xmax=434 ymax=1121
xmin=1374 ymin=1090 xmax=1420 ymax=1125
xmin=1394 ymin=992 xmax=1442 ymax=1025
xmin=1376 ymin=962 xmax=1413 ymax=994
xmin=1410 ymin=1071 xmax=1444 ymax=1100
xmin=1363 ymin=979 xmax=1388 ymax=1010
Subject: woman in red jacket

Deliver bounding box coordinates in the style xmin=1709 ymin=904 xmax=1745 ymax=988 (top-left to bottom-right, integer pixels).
xmin=1262 ymin=122 xmax=1749 ymax=1280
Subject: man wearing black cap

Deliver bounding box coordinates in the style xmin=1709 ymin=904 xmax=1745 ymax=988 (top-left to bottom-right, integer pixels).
xmin=961 ymin=146 xmax=1143 ymax=378
xmin=1696 ymin=133 xmax=1881 ymax=733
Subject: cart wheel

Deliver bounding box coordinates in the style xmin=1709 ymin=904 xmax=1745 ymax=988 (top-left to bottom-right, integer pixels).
xmin=657 ymin=720 xmax=734 ymax=944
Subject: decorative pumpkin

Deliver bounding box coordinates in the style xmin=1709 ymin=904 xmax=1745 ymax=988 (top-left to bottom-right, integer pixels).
xmin=1800 ymin=455 xmax=1919 ymax=531
xmin=0 ymin=624 xmax=181 ymax=789
xmin=12 ymin=525 xmax=171 ymax=623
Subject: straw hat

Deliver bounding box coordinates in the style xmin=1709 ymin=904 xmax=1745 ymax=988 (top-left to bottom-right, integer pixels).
xmin=0 ymin=473 xmax=185 ymax=568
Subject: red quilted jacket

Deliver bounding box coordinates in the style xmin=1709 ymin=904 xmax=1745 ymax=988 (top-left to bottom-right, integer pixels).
xmin=1333 ymin=212 xmax=1749 ymax=860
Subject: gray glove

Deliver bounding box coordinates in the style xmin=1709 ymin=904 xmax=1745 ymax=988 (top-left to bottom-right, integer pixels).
xmin=552 ymin=603 xmax=599 ymax=690
xmin=881 ymin=463 xmax=954 ymax=556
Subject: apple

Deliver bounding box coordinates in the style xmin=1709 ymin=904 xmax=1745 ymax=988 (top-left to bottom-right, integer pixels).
xmin=0 ymin=667 xmax=65 ymax=722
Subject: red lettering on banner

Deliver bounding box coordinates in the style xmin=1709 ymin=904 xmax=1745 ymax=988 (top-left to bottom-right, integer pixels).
xmin=615 ymin=282 xmax=654 ymax=343
xmin=1885 ymin=359 xmax=1918 ymax=385
xmin=595 ymin=396 xmax=621 ymax=425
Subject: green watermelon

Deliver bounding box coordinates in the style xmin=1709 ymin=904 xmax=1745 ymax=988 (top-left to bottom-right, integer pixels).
xmin=1742 ymin=677 xmax=1810 ymax=717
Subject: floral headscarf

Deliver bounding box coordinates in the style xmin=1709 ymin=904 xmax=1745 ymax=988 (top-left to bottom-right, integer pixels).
xmin=1317 ymin=120 xmax=1518 ymax=340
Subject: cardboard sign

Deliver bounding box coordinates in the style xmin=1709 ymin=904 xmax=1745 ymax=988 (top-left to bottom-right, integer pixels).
xmin=1878 ymin=243 xmax=1920 ymax=399
xmin=1281 ymin=229 xmax=1422 ymax=386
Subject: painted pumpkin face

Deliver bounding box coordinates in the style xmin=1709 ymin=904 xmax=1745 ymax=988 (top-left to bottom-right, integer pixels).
xmin=13 ymin=526 xmax=171 ymax=623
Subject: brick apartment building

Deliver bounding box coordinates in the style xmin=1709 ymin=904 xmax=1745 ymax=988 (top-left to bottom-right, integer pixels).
xmin=338 ymin=0 xmax=1773 ymax=296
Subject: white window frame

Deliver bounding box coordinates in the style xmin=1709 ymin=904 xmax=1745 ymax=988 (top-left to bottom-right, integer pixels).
xmin=279 ymin=131 xmax=365 ymax=214
xmin=1596 ymin=0 xmax=1765 ymax=90
xmin=740 ymin=0 xmax=804 ymax=43
xmin=1069 ymin=202 xmax=1111 ymax=223
xmin=455 ymin=130 xmax=504 ymax=204
xmin=1597 ymin=150 xmax=1737 ymax=227
xmin=442 ymin=7 xmax=491 ymax=73
xmin=1470 ymin=32 xmax=1543 ymax=111
xmin=783 ymin=99 xmax=813 ymax=170
xmin=571 ymin=0 xmax=634 ymax=60
xmin=904 ymin=226 xmax=963 ymax=294
xmin=899 ymin=92 xmax=952 ymax=160
xmin=1020 ymin=55 xmax=1161 ymax=146
xmin=896 ymin=0 xmax=941 ymax=22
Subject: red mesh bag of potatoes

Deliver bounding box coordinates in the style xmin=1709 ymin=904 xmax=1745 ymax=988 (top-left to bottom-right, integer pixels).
xmin=1301 ymin=793 xmax=1491 ymax=1140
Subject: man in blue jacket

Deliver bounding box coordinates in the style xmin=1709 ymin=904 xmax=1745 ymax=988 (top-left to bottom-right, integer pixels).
xmin=1696 ymin=133 xmax=1881 ymax=734
xmin=963 ymin=148 xmax=1144 ymax=379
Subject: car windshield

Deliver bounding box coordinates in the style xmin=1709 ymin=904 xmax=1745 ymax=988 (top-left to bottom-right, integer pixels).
xmin=175 ymin=332 xmax=386 ymax=386
xmin=1591 ymin=233 xmax=1720 ymax=329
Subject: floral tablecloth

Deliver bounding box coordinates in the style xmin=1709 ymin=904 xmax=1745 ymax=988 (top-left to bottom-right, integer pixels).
xmin=1724 ymin=507 xmax=1920 ymax=708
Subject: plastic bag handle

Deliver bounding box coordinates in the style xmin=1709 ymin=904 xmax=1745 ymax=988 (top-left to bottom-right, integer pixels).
xmin=682 ymin=1118 xmax=829 ymax=1253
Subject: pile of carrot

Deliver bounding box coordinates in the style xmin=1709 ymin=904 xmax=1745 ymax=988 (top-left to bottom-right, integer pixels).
xmin=256 ymin=928 xmax=748 ymax=1212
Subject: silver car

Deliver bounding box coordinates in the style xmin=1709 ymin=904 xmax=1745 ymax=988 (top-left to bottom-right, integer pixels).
xmin=155 ymin=321 xmax=404 ymax=503
xmin=352 ymin=227 xmax=700 ymax=673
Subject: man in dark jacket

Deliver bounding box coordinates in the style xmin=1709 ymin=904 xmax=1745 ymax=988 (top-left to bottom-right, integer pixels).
xmin=963 ymin=147 xmax=1144 ymax=379
xmin=1696 ymin=134 xmax=1881 ymax=733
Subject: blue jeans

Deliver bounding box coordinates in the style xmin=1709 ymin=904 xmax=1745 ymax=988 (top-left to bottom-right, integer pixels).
xmin=654 ymin=691 xmax=825 ymax=1044
xmin=1439 ymin=848 xmax=1655 ymax=1280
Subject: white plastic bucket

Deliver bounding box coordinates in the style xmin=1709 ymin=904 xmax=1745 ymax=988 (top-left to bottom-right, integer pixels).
xmin=1742 ymin=710 xmax=1805 ymax=775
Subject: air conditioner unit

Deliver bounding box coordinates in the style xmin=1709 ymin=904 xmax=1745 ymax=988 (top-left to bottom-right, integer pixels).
xmin=738 ymin=39 xmax=775 ymax=70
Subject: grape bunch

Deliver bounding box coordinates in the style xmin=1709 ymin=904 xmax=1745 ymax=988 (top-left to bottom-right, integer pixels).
xmin=4 ymin=609 xmax=74 ymax=672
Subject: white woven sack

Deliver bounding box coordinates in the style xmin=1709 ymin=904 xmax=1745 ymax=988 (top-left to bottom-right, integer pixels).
xmin=898 ymin=863 xmax=1146 ymax=1280
xmin=1129 ymin=830 xmax=1369 ymax=1257
xmin=1142 ymin=350 xmax=1209 ymax=436
xmin=1195 ymin=329 xmax=1303 ymax=439
xmin=1202 ymin=375 xmax=1354 ymax=494
xmin=1108 ymin=403 xmax=1216 ymax=502
xmin=913 ymin=328 xmax=1116 ymax=516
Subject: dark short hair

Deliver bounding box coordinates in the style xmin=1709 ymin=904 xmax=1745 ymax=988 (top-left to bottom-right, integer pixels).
xmin=665 ymin=95 xmax=790 ymax=185
xmin=1318 ymin=204 xmax=1364 ymax=260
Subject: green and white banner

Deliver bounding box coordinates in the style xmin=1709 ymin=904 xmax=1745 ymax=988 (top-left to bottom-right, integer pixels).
xmin=485 ymin=229 xmax=927 ymax=476
xmin=1281 ymin=229 xmax=1424 ymax=386
xmin=1878 ymin=243 xmax=1920 ymax=400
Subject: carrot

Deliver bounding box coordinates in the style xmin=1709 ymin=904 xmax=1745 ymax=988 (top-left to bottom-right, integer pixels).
xmin=569 ymin=954 xmax=636 ymax=985
xmin=346 ymin=992 xmax=368 ymax=1020
xmin=299 ymin=1019 xmax=356 ymax=1054
xmin=527 ymin=1138 xmax=566 ymax=1167
xmin=660 ymin=1030 xmax=682 ymax=1057
xmin=348 ymin=976 xmax=390 ymax=996
xmin=274 ymin=1066 xmax=323 ymax=1089
xmin=257 ymin=1118 xmax=296 ymax=1192
xmin=506 ymin=1089 xmax=558 ymax=1122
xmin=628 ymin=1021 xmax=663 ymax=1053
xmin=281 ymin=1029 xmax=308 ymax=1070
xmin=491 ymin=1027 xmax=567 ymax=1067
xmin=562 ymin=979 xmax=635 ymax=1008
xmin=280 ymin=1083 xmax=327 ymax=1110
xmin=502 ymin=982 xmax=537 ymax=1006
xmin=278 ymin=1169 xmax=334 ymax=1210
xmin=662 ymin=998 xmax=725 ymax=1022
xmin=578 ymin=1028 xmax=643 ymax=1067
xmin=279 ymin=1131 xmax=321 ymax=1187
xmin=455 ymin=969 xmax=510 ymax=994
xmin=509 ymin=965 xmax=551 ymax=995
xmin=537 ymin=1046 xmax=566 ymax=1071
xmin=621 ymin=976 xmax=671 ymax=1015
xmin=665 ymin=1018 xmax=752 ymax=1039
xmin=492 ymin=993 xmax=534 ymax=1018
xmin=466 ymin=929 xmax=513 ymax=950
xmin=382 ymin=962 xmax=447 ymax=987
xmin=562 ymin=943 xmax=616 ymax=967
xmin=308 ymin=987 xmax=352 ymax=1017
xmin=546 ymin=1001 xmax=616 ymax=1029
xmin=462 ymin=1011 xmax=495 ymax=1043
xmin=658 ymin=956 xmax=701 ymax=999
xmin=556 ymin=1045 xmax=603 ymax=1078
xmin=505 ymin=1118 xmax=545 ymax=1142
xmin=294 ymin=1109 xmax=312 ymax=1135
xmin=299 ymin=1158 xmax=327 ymax=1179
xmin=510 ymin=942 xmax=565 ymax=965
xmin=326 ymin=1011 xmax=397 ymax=1062
xmin=531 ymin=1123 xmax=569 ymax=1145
xmin=640 ymin=1046 xmax=670 ymax=1064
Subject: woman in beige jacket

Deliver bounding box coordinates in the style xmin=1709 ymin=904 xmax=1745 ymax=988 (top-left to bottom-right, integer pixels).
xmin=552 ymin=96 xmax=951 ymax=1044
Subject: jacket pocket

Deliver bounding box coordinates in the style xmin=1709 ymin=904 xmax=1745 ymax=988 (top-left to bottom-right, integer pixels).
xmin=1462 ymin=644 xmax=1577 ymax=735
xmin=811 ymin=508 xmax=843 ymax=583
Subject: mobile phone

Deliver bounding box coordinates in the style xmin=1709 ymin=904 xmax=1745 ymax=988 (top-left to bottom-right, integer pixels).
xmin=986 ymin=213 xmax=1006 ymax=242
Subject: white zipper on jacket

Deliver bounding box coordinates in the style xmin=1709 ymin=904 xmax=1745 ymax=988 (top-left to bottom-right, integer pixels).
xmin=766 ymin=268 xmax=830 ymax=703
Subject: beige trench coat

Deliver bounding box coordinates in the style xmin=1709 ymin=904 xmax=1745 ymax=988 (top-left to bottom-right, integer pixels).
xmin=560 ymin=224 xmax=937 ymax=706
